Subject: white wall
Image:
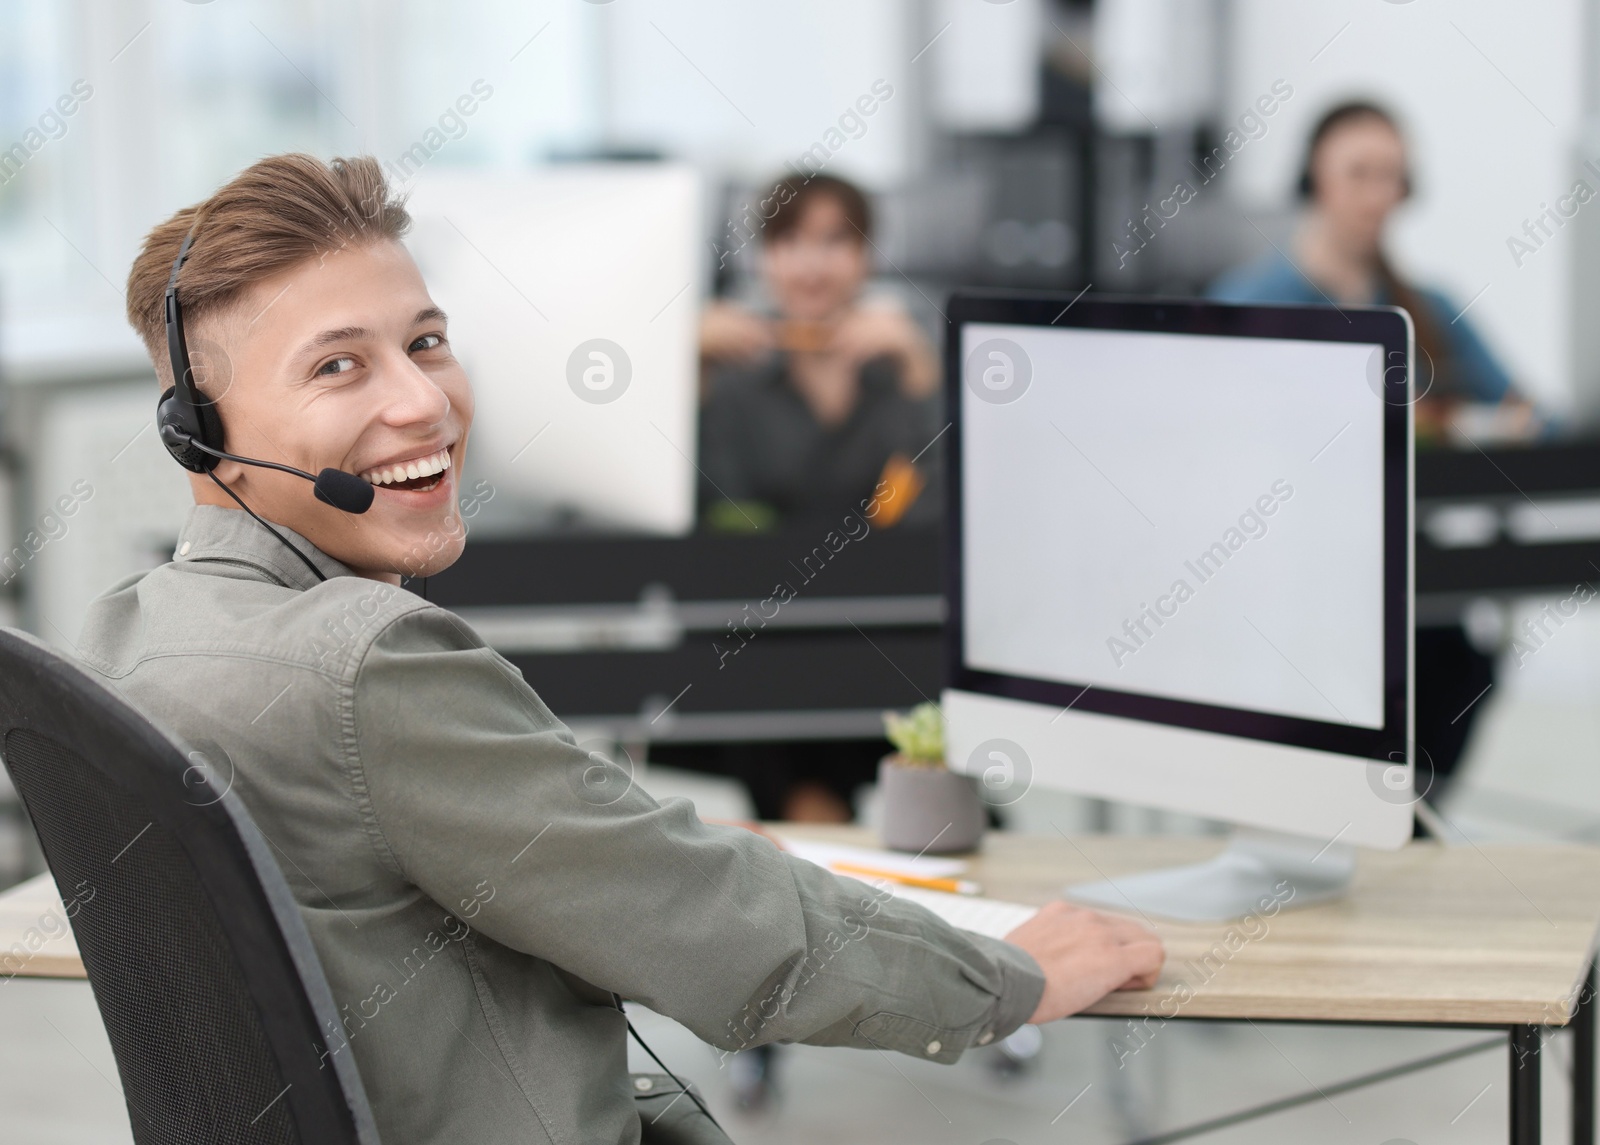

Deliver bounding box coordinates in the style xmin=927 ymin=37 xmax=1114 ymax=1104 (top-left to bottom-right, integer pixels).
xmin=602 ymin=0 xmax=919 ymax=188
xmin=1223 ymin=0 xmax=1586 ymax=413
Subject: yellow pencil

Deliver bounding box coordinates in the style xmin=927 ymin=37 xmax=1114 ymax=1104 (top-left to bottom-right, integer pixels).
xmin=830 ymin=861 xmax=981 ymax=896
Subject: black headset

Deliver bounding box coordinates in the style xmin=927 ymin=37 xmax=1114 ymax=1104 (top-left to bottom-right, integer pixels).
xmin=159 ymin=228 xmax=228 ymax=475
xmin=158 ymin=222 xmax=374 ymax=583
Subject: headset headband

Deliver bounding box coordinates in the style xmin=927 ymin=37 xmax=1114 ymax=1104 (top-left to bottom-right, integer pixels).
xmin=160 ymin=222 xmax=224 ymax=472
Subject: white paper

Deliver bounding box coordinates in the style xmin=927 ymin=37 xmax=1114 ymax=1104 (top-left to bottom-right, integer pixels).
xmin=775 ymin=838 xmax=969 ymax=879
xmin=890 ymin=886 xmax=1039 ymax=940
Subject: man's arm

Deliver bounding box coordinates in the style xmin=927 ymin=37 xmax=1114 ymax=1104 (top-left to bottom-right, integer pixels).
xmin=348 ymin=606 xmax=1157 ymax=1059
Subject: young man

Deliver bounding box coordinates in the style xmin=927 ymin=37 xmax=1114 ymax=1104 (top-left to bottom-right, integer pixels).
xmin=82 ymin=154 xmax=1163 ymax=1144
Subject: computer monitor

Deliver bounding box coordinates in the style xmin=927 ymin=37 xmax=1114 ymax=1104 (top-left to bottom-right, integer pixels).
xmin=403 ymin=164 xmax=701 ymax=535
xmin=942 ymin=294 xmax=1413 ymax=921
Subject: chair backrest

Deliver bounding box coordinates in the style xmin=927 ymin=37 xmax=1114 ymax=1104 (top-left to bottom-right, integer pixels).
xmin=0 ymin=627 xmax=380 ymax=1145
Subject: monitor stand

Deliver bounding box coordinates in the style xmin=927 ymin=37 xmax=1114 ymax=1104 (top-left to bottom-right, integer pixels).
xmin=1062 ymin=827 xmax=1357 ymax=923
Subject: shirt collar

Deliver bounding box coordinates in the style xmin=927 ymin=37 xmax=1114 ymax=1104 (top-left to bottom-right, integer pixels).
xmin=173 ymin=504 xmax=356 ymax=590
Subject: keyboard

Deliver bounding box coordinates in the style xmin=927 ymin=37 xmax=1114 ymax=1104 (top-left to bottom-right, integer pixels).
xmin=891 ymin=886 xmax=1039 ymax=940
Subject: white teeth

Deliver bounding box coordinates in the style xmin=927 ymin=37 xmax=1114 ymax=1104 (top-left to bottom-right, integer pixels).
xmin=361 ymin=448 xmax=452 ymax=486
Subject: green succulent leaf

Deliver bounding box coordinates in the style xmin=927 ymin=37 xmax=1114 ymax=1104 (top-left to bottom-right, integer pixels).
xmin=882 ymin=701 xmax=945 ymax=766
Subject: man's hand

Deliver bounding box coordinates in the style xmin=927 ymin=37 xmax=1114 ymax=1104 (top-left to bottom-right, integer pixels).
xmin=1003 ymin=901 xmax=1164 ymax=1024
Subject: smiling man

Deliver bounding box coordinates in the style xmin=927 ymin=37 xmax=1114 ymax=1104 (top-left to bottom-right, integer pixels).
xmin=78 ymin=154 xmax=1163 ymax=1145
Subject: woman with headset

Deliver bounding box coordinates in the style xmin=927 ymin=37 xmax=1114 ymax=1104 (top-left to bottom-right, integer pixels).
xmin=1210 ymin=100 xmax=1535 ymax=440
xmin=1208 ymin=100 xmax=1531 ymax=809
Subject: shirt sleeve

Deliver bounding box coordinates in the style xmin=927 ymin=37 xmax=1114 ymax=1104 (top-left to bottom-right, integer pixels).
xmin=348 ymin=605 xmax=1045 ymax=1062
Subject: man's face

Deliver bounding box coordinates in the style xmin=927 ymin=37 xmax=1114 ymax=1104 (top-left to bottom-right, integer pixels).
xmin=192 ymin=239 xmax=474 ymax=582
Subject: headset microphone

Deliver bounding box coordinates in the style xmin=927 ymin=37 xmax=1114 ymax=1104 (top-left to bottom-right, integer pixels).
xmin=157 ymin=428 xmax=375 ymax=514
xmin=313 ymin=466 xmax=377 ymax=514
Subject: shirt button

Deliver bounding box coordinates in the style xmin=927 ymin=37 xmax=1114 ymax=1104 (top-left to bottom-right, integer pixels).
xmin=177 ymin=541 xmax=191 ymax=557
xmin=925 ymin=1040 xmax=942 ymax=1055
xmin=634 ymin=1077 xmax=653 ymax=1092
xmin=977 ymin=1031 xmax=994 ymax=1046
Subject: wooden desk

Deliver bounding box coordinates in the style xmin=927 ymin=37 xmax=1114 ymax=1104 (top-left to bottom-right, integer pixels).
xmin=777 ymin=827 xmax=1600 ymax=1145
xmin=0 ymin=872 xmax=84 ymax=980
xmin=5 ymin=833 xmax=1597 ymax=1142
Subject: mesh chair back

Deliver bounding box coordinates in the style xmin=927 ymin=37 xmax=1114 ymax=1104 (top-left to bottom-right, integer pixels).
xmin=0 ymin=628 xmax=380 ymax=1144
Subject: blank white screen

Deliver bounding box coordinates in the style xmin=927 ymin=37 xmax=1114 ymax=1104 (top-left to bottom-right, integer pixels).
xmin=961 ymin=323 xmax=1387 ymax=730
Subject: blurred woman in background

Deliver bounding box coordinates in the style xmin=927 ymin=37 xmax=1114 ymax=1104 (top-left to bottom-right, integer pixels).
xmin=1209 ymin=100 xmax=1527 ymax=808
xmin=697 ymin=174 xmax=942 ymax=534
xmin=657 ymin=175 xmax=943 ymax=866
xmin=685 ymin=174 xmax=944 ymax=827
xmin=1209 ymin=100 xmax=1529 ymax=442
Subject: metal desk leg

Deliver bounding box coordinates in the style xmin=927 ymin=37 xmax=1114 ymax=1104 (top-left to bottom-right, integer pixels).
xmin=1577 ymin=961 xmax=1596 ymax=1145
xmin=1511 ymin=1026 xmax=1541 ymax=1144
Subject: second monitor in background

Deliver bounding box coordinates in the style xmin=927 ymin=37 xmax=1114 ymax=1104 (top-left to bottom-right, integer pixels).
xmin=404 ymin=164 xmax=701 ymax=535
xmin=943 ymin=295 xmax=1413 ymax=921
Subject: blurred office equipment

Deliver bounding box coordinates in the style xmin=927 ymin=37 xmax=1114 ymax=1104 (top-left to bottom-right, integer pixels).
xmin=1417 ymin=440 xmax=1600 ymax=616
xmin=1091 ymin=0 xmax=1219 ymax=134
xmin=1410 ymin=438 xmax=1600 ymax=805
xmin=1566 ymin=134 xmax=1600 ymax=427
xmin=890 ymin=138 xmax=1088 ymax=293
xmin=926 ymin=0 xmax=1045 ymax=133
xmin=404 ymin=165 xmax=702 ymax=534
xmin=943 ymin=296 xmax=1412 ymax=920
xmin=429 ymin=527 xmax=942 ymax=747
xmin=6 ymin=369 xmax=191 ymax=648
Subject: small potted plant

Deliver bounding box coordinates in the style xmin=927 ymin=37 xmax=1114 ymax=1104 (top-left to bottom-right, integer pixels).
xmin=878 ymin=702 xmax=986 ymax=854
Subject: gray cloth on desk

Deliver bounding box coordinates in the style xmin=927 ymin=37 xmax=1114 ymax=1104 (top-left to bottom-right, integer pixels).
xmin=74 ymin=504 xmax=1044 ymax=1145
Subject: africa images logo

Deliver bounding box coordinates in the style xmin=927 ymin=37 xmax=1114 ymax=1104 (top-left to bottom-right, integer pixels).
xmin=965 ymin=338 xmax=1031 ymax=405
xmin=566 ymin=339 xmax=632 ymax=404
xmin=968 ymin=738 xmax=1033 ymax=807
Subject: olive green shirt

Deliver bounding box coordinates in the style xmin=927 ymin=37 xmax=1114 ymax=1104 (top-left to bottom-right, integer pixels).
xmin=75 ymin=505 xmax=1044 ymax=1145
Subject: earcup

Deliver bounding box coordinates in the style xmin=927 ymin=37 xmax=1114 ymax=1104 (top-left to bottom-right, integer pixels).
xmin=156 ymin=385 xmax=222 ymax=474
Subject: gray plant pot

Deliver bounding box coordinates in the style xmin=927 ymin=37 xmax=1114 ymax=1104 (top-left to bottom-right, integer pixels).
xmin=877 ymin=756 xmax=986 ymax=855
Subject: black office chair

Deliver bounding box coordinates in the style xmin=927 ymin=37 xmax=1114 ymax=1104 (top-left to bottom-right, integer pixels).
xmin=0 ymin=627 xmax=380 ymax=1144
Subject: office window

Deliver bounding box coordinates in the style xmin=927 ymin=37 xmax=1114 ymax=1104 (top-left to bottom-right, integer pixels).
xmin=0 ymin=0 xmax=599 ymax=318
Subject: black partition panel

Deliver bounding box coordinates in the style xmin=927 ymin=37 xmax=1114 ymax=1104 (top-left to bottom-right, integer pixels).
xmin=427 ymin=527 xmax=945 ymax=738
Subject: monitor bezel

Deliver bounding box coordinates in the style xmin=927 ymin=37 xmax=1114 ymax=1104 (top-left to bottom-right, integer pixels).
xmin=944 ymin=292 xmax=1412 ymax=764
